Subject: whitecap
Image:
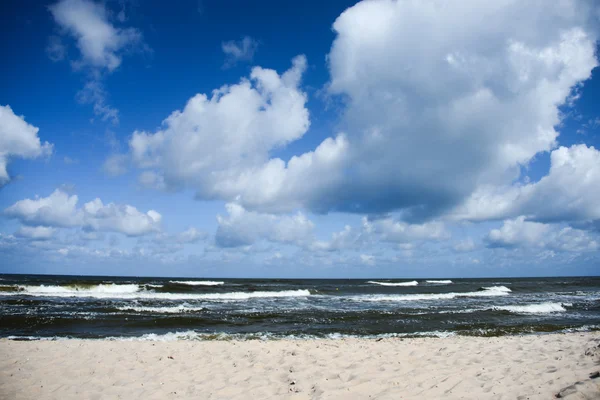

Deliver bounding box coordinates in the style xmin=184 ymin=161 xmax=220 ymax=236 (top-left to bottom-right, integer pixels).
xmin=170 ymin=280 xmax=225 ymax=286
xmin=117 ymin=305 xmax=206 ymax=314
xmin=425 ymin=280 xmax=453 ymax=284
xmin=367 ymin=280 xmax=418 ymax=287
xmin=351 ymin=286 xmax=511 ymax=302
xmin=0 ymin=286 xmax=311 ymax=301
xmin=493 ymin=302 xmax=570 ymax=314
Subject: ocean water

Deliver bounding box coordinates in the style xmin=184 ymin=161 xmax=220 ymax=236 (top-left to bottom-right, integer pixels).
xmin=0 ymin=274 xmax=599 ymax=341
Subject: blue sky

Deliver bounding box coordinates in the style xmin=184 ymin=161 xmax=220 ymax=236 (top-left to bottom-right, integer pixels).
xmin=1 ymin=0 xmax=600 ymax=278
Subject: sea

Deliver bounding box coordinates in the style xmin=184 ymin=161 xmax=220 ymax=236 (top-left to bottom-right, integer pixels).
xmin=1 ymin=274 xmax=599 ymax=341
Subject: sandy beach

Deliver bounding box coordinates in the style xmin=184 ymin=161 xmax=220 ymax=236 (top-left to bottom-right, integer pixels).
xmin=0 ymin=332 xmax=598 ymax=400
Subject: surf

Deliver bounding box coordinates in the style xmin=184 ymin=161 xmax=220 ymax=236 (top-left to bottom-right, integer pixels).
xmin=367 ymin=280 xmax=419 ymax=287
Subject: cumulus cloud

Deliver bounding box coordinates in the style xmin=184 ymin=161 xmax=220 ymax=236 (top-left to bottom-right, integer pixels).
xmin=215 ymin=203 xmax=314 ymax=248
xmin=0 ymin=105 xmax=53 ymax=186
xmin=315 ymin=0 xmax=599 ymax=219
xmin=4 ymin=189 xmax=161 ymax=237
xmin=222 ymin=36 xmax=259 ymax=68
xmin=129 ymin=55 xmax=344 ymax=212
xmin=486 ymin=217 xmax=599 ymax=252
xmin=126 ymin=0 xmax=599 ymax=223
xmin=456 ymin=144 xmax=600 ymax=225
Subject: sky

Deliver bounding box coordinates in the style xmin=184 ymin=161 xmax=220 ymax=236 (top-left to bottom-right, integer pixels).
xmin=1 ymin=0 xmax=600 ymax=278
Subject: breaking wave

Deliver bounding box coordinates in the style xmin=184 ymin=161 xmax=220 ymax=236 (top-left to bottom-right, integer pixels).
xmin=170 ymin=281 xmax=225 ymax=286
xmin=117 ymin=305 xmax=207 ymax=314
xmin=494 ymin=302 xmax=570 ymax=314
xmin=353 ymin=286 xmax=511 ymax=302
xmin=0 ymin=285 xmax=311 ymax=301
xmin=367 ymin=280 xmax=419 ymax=287
xmin=426 ymin=280 xmax=453 ymax=284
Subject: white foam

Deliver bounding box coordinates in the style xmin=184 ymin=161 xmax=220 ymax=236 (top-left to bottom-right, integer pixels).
xmin=352 ymin=286 xmax=511 ymax=302
xmin=426 ymin=280 xmax=453 ymax=284
xmin=145 ymin=284 xmax=163 ymax=288
xmin=117 ymin=305 xmax=206 ymax=313
xmin=482 ymin=286 xmax=511 ymax=293
xmin=494 ymin=302 xmax=570 ymax=314
xmin=9 ymin=330 xmax=459 ymax=342
xmin=367 ymin=280 xmax=418 ymax=287
xmin=170 ymin=280 xmax=225 ymax=286
xmin=18 ymin=284 xmax=141 ymax=294
xmin=0 ymin=286 xmax=311 ymax=300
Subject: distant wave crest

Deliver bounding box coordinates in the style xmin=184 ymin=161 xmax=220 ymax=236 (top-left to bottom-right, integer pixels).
xmin=353 ymin=286 xmax=511 ymax=302
xmin=0 ymin=285 xmax=311 ymax=301
xmin=170 ymin=281 xmax=224 ymax=286
xmin=367 ymin=280 xmax=418 ymax=287
xmin=494 ymin=302 xmax=569 ymax=314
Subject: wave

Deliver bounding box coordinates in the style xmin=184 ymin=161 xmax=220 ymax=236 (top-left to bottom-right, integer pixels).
xmin=18 ymin=284 xmax=141 ymax=294
xmin=352 ymin=286 xmax=511 ymax=302
xmin=0 ymin=286 xmax=311 ymax=300
xmin=170 ymin=281 xmax=224 ymax=286
xmin=482 ymin=286 xmax=511 ymax=292
xmin=494 ymin=302 xmax=570 ymax=314
xmin=367 ymin=280 xmax=418 ymax=287
xmin=117 ymin=305 xmax=207 ymax=314
xmin=426 ymin=280 xmax=453 ymax=284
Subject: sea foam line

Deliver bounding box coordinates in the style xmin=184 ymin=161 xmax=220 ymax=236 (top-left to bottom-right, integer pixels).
xmin=367 ymin=280 xmax=418 ymax=287
xmin=425 ymin=280 xmax=453 ymax=284
xmin=117 ymin=305 xmax=206 ymax=313
xmin=351 ymin=286 xmax=511 ymax=302
xmin=0 ymin=286 xmax=311 ymax=300
xmin=493 ymin=302 xmax=570 ymax=314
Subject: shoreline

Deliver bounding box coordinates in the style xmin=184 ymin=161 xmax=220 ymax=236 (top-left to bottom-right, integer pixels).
xmin=1 ymin=332 xmax=598 ymax=399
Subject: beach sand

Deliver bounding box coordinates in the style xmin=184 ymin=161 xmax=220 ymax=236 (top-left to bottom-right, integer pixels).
xmin=1 ymin=332 xmax=599 ymax=399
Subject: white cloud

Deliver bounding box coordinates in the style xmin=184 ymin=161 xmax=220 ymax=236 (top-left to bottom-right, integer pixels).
xmin=48 ymin=0 xmax=142 ymax=71
xmin=215 ymin=203 xmax=314 ymax=248
xmin=15 ymin=226 xmax=56 ymax=240
xmin=48 ymin=0 xmax=147 ymax=125
xmin=314 ymin=0 xmax=599 ymax=218
xmin=130 ymin=56 xmax=325 ymax=211
xmin=486 ymin=216 xmax=599 ymax=252
xmin=222 ymin=36 xmax=259 ymax=68
xmin=4 ymin=189 xmax=161 ymax=237
xmin=456 ymin=144 xmax=600 ymax=224
xmin=0 ymin=105 xmax=53 ymax=186
xmin=126 ymin=0 xmax=598 ymax=222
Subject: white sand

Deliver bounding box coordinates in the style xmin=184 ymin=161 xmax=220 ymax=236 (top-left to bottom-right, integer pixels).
xmin=1 ymin=332 xmax=599 ymax=399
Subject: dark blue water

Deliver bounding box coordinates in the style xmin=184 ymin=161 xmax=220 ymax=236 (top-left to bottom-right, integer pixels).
xmin=1 ymin=274 xmax=599 ymax=340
